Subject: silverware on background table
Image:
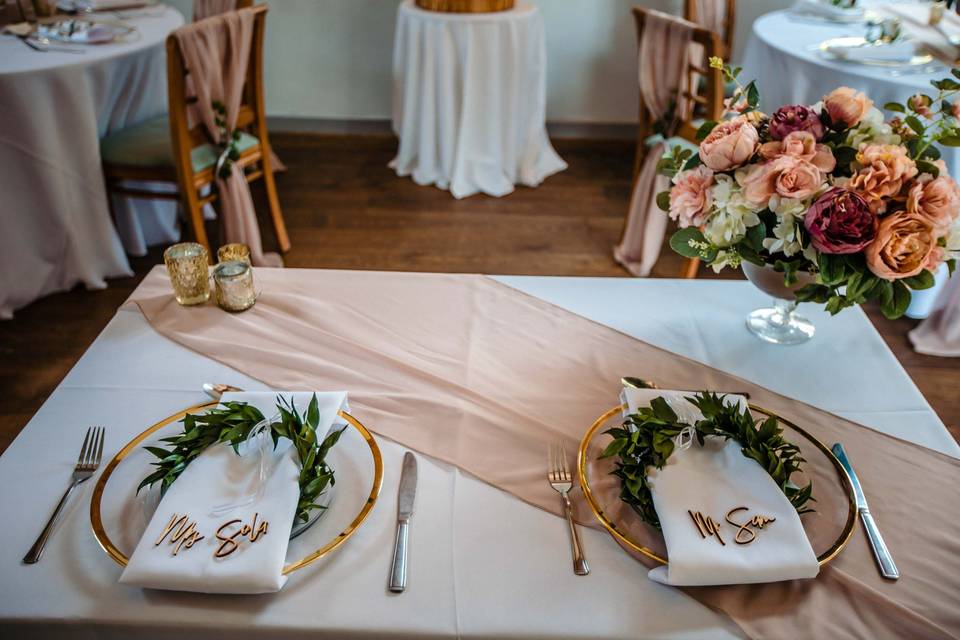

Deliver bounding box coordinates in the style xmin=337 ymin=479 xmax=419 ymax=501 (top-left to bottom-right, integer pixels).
xmin=15 ymin=35 xmax=86 ymax=53
xmin=621 ymin=376 xmax=752 ymax=400
xmin=831 ymin=442 xmax=899 ymax=580
xmin=23 ymin=426 xmax=104 ymax=564
xmin=389 ymin=451 xmax=418 ymax=593
xmin=547 ymin=442 xmax=589 ymax=576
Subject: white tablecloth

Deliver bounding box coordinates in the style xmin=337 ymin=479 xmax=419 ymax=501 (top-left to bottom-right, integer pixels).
xmin=390 ymin=0 xmax=567 ymax=199
xmin=0 ymin=274 xmax=955 ymax=638
xmin=0 ymin=6 xmax=184 ymax=320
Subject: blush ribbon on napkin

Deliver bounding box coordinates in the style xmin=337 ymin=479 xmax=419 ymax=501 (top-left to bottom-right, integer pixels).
xmin=119 ymin=391 xmax=348 ymax=594
xmin=622 ymin=387 xmax=819 ymax=586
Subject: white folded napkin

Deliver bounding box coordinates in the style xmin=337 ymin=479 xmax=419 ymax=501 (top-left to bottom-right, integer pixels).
xmin=622 ymin=387 xmax=819 ymax=586
xmin=827 ymin=40 xmax=918 ymax=63
xmin=119 ymin=391 xmax=348 ymax=594
xmin=792 ymin=0 xmax=865 ymax=21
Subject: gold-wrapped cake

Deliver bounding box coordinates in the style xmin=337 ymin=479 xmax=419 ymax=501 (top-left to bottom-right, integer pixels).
xmin=415 ymin=0 xmax=515 ymax=12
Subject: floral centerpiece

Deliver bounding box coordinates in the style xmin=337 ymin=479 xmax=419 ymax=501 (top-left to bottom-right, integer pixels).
xmin=658 ymin=58 xmax=960 ymax=325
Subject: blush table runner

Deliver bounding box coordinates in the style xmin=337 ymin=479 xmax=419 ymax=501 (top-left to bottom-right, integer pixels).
xmin=129 ymin=266 xmax=960 ymax=639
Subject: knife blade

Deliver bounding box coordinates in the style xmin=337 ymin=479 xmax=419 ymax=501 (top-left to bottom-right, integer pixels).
xmin=389 ymin=451 xmax=418 ymax=593
xmin=831 ymin=442 xmax=899 ymax=580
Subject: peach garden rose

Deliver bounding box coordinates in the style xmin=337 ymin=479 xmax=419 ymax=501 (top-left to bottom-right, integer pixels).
xmin=866 ymin=212 xmax=938 ymax=280
xmin=823 ymin=86 xmax=873 ymax=129
xmin=848 ymin=144 xmax=918 ymax=213
xmin=907 ymin=169 xmax=960 ymax=232
xmin=698 ymin=116 xmax=759 ymax=172
xmin=668 ymin=166 xmax=714 ymax=228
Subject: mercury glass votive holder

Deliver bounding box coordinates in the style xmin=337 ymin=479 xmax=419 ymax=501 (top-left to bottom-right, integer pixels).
xmin=213 ymin=260 xmax=257 ymax=312
xmin=163 ymin=242 xmax=210 ymax=306
xmin=217 ymin=243 xmax=251 ymax=265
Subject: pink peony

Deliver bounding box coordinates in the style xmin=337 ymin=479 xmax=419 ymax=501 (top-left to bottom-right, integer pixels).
xmin=669 ymin=166 xmax=715 ymax=228
xmin=848 ymin=144 xmax=918 ymax=213
xmin=823 ymin=86 xmax=873 ymax=129
xmin=699 ymin=116 xmax=760 ymax=171
xmin=804 ymin=187 xmax=877 ymax=254
xmin=866 ymin=212 xmax=938 ymax=280
xmin=739 ymin=156 xmax=826 ymax=206
xmin=768 ymin=104 xmax=826 ymax=141
xmin=759 ymin=131 xmax=836 ymax=174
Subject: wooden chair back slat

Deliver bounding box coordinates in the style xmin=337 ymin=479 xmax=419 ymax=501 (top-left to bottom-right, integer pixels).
xmin=683 ymin=0 xmax=735 ymax=58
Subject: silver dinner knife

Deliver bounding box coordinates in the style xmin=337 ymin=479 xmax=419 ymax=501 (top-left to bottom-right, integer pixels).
xmin=831 ymin=442 xmax=899 ymax=580
xmin=389 ymin=451 xmax=418 ymax=593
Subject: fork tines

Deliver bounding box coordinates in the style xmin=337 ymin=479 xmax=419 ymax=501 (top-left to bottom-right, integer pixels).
xmin=78 ymin=426 xmax=105 ymax=471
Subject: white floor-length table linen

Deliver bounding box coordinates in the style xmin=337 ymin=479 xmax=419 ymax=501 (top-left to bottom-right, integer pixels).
xmin=390 ymin=0 xmax=567 ymax=199
xmin=0 ymin=274 xmax=955 ymax=639
xmin=0 ymin=6 xmax=184 ymax=320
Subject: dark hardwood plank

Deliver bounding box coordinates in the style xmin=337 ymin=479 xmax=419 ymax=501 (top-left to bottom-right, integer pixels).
xmin=0 ymin=133 xmax=955 ymax=454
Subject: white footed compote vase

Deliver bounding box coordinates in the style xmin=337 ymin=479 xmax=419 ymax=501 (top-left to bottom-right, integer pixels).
xmin=742 ymin=262 xmax=818 ymax=345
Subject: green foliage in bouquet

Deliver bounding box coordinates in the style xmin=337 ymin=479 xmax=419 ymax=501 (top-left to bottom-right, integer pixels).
xmin=600 ymin=391 xmax=813 ymax=530
xmin=657 ymin=58 xmax=960 ymax=319
xmin=138 ymin=394 xmax=345 ymax=524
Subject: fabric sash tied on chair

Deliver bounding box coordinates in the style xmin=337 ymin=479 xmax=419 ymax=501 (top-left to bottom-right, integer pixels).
xmin=613 ymin=11 xmax=694 ymax=277
xmin=909 ymin=275 xmax=960 ymax=357
xmin=175 ymin=9 xmax=282 ymax=267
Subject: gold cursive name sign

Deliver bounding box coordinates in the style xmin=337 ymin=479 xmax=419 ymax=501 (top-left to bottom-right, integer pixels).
xmin=726 ymin=506 xmax=776 ymax=545
xmin=215 ymin=512 xmax=269 ymax=558
xmin=152 ymin=512 xmax=270 ymax=559
xmin=688 ymin=507 xmax=776 ymax=547
xmin=155 ymin=513 xmax=205 ymax=556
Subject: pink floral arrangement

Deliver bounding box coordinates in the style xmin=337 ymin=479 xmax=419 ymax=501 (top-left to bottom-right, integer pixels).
xmin=659 ymin=59 xmax=960 ymax=318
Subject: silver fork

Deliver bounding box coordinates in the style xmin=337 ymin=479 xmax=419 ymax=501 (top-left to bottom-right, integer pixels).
xmin=23 ymin=427 xmax=105 ymax=564
xmin=547 ymin=442 xmax=589 ymax=576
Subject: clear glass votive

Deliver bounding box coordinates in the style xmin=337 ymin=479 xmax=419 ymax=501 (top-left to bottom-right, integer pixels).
xmin=213 ymin=260 xmax=257 ymax=312
xmin=217 ymin=243 xmax=251 ymax=265
xmin=163 ymin=242 xmax=210 ymax=306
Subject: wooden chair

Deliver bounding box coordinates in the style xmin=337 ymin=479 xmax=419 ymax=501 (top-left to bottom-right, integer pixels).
xmin=101 ymin=4 xmax=289 ymax=257
xmin=631 ymin=7 xmax=723 ymax=279
xmin=193 ymin=0 xmax=254 ymax=22
xmin=683 ymin=0 xmax=736 ymax=59
xmin=1 ymin=0 xmax=35 ymax=26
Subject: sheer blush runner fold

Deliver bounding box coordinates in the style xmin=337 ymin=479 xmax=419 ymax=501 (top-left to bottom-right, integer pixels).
xmin=128 ymin=267 xmax=959 ymax=639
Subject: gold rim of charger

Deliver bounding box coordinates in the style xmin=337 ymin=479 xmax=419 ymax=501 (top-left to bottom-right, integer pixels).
xmin=90 ymin=401 xmax=384 ymax=575
xmin=577 ymin=403 xmax=858 ymax=566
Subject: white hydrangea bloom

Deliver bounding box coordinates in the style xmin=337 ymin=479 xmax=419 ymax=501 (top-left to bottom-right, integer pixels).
xmin=763 ymin=195 xmax=809 ymax=256
xmin=703 ymin=175 xmax=761 ymax=247
xmin=710 ymin=249 xmax=742 ymax=273
xmin=846 ymin=107 xmax=901 ymax=149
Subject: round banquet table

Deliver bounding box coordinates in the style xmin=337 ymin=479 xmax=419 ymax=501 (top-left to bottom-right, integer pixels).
xmin=390 ymin=0 xmax=567 ymax=199
xmin=741 ymin=7 xmax=956 ymax=318
xmin=0 ymin=5 xmax=184 ymax=320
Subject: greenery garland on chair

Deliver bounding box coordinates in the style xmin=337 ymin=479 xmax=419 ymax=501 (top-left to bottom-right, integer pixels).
xmin=138 ymin=393 xmax=345 ymax=524
xmin=600 ymin=392 xmax=814 ymax=530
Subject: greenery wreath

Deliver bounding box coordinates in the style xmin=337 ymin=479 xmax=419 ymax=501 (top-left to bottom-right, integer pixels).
xmin=138 ymin=393 xmax=345 ymax=525
xmin=600 ymin=391 xmax=814 ymax=530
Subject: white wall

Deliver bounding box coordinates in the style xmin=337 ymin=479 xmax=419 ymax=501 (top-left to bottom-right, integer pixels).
xmin=169 ymin=0 xmax=793 ymax=125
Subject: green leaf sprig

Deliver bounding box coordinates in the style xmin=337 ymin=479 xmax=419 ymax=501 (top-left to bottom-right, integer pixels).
xmin=138 ymin=394 xmax=346 ymax=524
xmin=600 ymin=391 xmax=814 ymax=530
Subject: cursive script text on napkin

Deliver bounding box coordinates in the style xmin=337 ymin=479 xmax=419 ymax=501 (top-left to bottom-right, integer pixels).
xmin=214 ymin=512 xmax=269 ymax=558
xmin=155 ymin=513 xmax=205 ymax=556
xmin=689 ymin=510 xmax=726 ymax=545
xmin=725 ymin=507 xmax=776 ymax=545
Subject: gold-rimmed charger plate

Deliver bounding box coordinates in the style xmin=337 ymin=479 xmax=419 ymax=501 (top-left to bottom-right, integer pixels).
xmin=90 ymin=401 xmax=383 ymax=575
xmin=577 ymin=403 xmax=857 ymax=567
xmin=818 ymin=36 xmax=935 ymax=67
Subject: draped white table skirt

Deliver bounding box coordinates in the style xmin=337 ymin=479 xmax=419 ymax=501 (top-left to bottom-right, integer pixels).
xmin=0 ymin=6 xmax=183 ymax=319
xmin=390 ymin=0 xmax=567 ymax=199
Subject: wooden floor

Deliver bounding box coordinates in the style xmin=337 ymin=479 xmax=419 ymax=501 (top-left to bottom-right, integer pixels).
xmin=0 ymin=133 xmax=957 ymax=454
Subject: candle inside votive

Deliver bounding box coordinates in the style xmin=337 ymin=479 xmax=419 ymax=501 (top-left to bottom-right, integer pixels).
xmin=217 ymin=243 xmax=251 ymax=265
xmin=163 ymin=242 xmax=210 ymax=306
xmin=214 ymin=260 xmax=257 ymax=312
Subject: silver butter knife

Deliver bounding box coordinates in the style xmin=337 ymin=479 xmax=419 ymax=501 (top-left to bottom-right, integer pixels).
xmin=389 ymin=451 xmax=418 ymax=593
xmin=831 ymin=442 xmax=899 ymax=580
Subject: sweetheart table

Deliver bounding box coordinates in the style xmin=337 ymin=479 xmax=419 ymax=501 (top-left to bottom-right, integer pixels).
xmin=0 ymin=272 xmax=955 ymax=639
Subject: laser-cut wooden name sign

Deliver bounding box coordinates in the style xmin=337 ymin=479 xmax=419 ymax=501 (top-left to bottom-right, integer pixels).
xmin=688 ymin=507 xmax=776 ymax=546
xmin=154 ymin=512 xmax=270 ymax=558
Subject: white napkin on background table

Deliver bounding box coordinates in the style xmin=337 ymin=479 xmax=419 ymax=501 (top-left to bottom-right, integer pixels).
xmin=622 ymin=387 xmax=819 ymax=586
xmin=119 ymin=391 xmax=348 ymax=594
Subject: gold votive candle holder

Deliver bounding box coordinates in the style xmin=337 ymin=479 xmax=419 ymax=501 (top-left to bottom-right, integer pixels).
xmin=217 ymin=243 xmax=251 ymax=265
xmin=163 ymin=242 xmax=210 ymax=306
xmin=213 ymin=260 xmax=257 ymax=312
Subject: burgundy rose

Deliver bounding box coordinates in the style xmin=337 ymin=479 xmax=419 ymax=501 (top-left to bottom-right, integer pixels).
xmin=769 ymin=105 xmax=826 ymax=141
xmin=804 ymin=187 xmax=877 ymax=254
